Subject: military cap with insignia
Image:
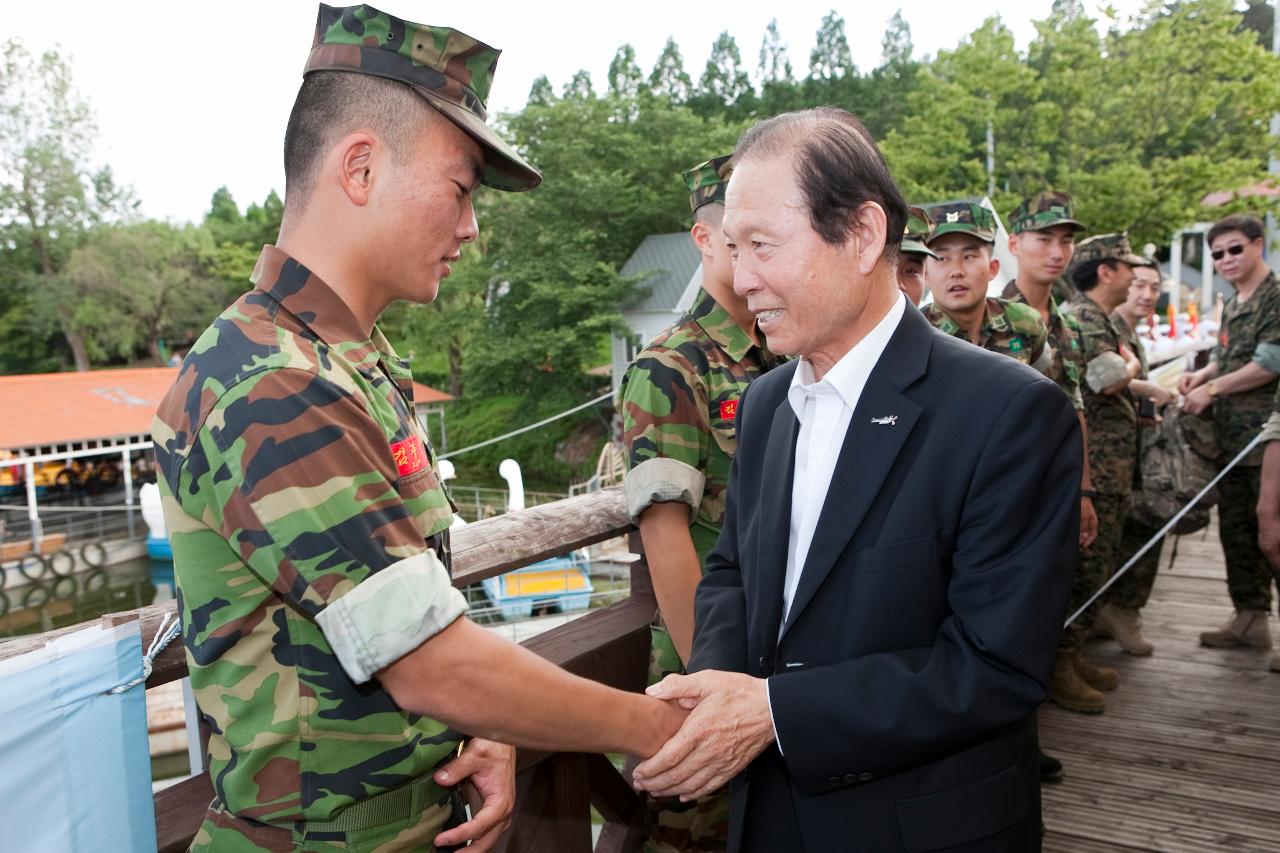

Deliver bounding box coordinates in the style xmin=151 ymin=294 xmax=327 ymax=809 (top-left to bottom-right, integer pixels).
xmin=304 ymin=3 xmax=541 ymax=191
xmin=1072 ymin=232 xmax=1150 ymax=268
xmin=901 ymin=206 xmax=939 ymax=259
xmin=1008 ymin=190 xmax=1084 ymax=234
xmin=682 ymin=155 xmax=734 ymax=213
xmin=926 ymin=200 xmax=998 ymax=244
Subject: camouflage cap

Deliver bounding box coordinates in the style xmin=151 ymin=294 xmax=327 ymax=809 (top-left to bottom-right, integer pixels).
xmin=304 ymin=4 xmax=541 ymax=191
xmin=682 ymin=155 xmax=734 ymax=214
xmin=1073 ymin=232 xmax=1148 ymax=267
xmin=925 ymin=201 xmax=997 ymax=245
xmin=901 ymin=206 xmax=939 ymax=259
xmin=1009 ymin=190 xmax=1084 ymax=234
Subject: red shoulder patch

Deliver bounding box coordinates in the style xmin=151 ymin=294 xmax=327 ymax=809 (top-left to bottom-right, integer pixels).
xmin=390 ymin=434 xmax=429 ymax=477
xmin=720 ymin=399 xmax=738 ymax=421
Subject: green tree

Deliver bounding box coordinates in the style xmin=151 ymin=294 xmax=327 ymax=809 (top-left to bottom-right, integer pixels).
xmin=759 ymin=18 xmax=795 ymax=84
xmin=649 ymin=37 xmax=694 ymax=102
xmin=527 ymin=75 xmax=556 ymax=107
xmin=607 ymin=44 xmax=646 ymax=101
xmin=809 ymin=11 xmax=856 ymax=80
xmin=881 ymin=9 xmax=914 ymax=66
xmin=697 ymin=32 xmax=754 ymax=109
xmin=0 ymin=39 xmax=137 ymax=371
xmin=562 ymin=69 xmax=595 ymax=100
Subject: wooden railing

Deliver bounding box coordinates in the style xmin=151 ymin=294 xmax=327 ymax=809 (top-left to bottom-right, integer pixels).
xmin=0 ymin=486 xmax=654 ymax=853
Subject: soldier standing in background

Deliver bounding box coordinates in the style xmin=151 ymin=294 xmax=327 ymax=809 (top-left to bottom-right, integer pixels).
xmin=1182 ymin=214 xmax=1280 ymax=654
xmin=896 ymin=206 xmax=937 ymax=306
xmin=1005 ymin=191 xmax=1099 ymax=550
xmin=152 ymin=7 xmax=685 ymax=851
xmin=619 ymin=155 xmax=781 ymax=852
xmin=1054 ymin=233 xmax=1147 ymax=713
xmin=920 ymin=200 xmax=1050 ymax=371
xmin=1096 ymin=261 xmax=1175 ymax=655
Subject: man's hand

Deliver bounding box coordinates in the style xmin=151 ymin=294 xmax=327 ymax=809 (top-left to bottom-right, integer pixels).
xmin=433 ymin=738 xmax=516 ymax=851
xmin=1260 ymin=512 xmax=1280 ymax=571
xmin=1080 ymin=496 xmax=1098 ymax=549
xmin=1182 ymin=385 xmax=1214 ymax=415
xmin=1178 ymin=367 xmax=1208 ymax=396
xmin=631 ymin=671 xmax=774 ymax=801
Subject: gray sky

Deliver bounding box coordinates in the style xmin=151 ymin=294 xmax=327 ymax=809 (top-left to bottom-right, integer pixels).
xmin=9 ymin=1 xmax=1146 ymax=224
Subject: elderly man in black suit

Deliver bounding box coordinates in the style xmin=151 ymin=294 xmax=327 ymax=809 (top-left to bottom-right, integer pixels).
xmin=630 ymin=107 xmax=1082 ymax=853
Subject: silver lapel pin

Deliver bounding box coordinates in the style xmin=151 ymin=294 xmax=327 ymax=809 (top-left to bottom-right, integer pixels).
xmin=870 ymin=415 xmax=898 ymax=426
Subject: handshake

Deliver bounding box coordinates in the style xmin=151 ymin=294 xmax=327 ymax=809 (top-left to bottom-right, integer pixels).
xmin=630 ymin=670 xmax=777 ymax=800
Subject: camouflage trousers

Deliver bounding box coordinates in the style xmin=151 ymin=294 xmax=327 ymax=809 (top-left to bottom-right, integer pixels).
xmin=189 ymin=782 xmax=457 ymax=852
xmin=1106 ymin=517 xmax=1165 ymax=611
xmin=1061 ymin=492 xmax=1131 ymax=652
xmin=643 ymin=623 xmax=730 ymax=853
xmin=1218 ymin=466 xmax=1280 ymax=613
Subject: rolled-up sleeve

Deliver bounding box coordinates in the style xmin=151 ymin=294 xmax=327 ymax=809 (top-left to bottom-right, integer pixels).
xmin=624 ymin=456 xmax=706 ymax=523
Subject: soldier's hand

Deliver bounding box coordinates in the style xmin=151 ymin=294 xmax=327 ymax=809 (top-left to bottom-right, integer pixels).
xmin=1182 ymin=385 xmax=1213 ymax=415
xmin=433 ymin=737 xmax=516 ymax=851
xmin=1178 ymin=369 xmax=1204 ymax=395
xmin=1260 ymin=513 xmax=1280 ymax=571
xmin=1079 ymin=497 xmax=1098 ymax=549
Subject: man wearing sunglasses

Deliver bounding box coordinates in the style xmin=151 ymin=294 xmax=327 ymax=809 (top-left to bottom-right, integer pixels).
xmin=1181 ymin=214 xmax=1280 ymax=655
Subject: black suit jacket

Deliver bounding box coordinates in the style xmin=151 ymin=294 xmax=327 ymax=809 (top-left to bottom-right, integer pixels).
xmin=689 ymin=305 xmax=1081 ymax=853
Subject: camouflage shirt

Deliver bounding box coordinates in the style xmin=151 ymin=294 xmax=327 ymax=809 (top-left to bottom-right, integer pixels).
xmin=152 ymin=246 xmax=466 ymax=824
xmin=920 ymin=297 xmax=1050 ymax=372
xmin=1068 ymin=294 xmax=1139 ymax=495
xmin=1112 ymin=312 xmax=1150 ymax=379
xmin=1261 ymin=384 xmax=1280 ymax=444
xmin=619 ymin=288 xmax=781 ymax=562
xmin=1003 ymin=280 xmax=1086 ymax=411
xmin=1213 ymin=271 xmax=1280 ymax=465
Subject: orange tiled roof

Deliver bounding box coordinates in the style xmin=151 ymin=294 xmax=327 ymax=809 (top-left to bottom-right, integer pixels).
xmin=0 ymin=367 xmax=453 ymax=451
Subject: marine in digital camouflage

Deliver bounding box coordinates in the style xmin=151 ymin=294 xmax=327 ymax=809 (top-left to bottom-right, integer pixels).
xmin=920 ymin=297 xmax=1050 ymax=371
xmin=306 ymin=3 xmax=540 ymax=191
xmin=682 ymin=155 xmax=733 ymax=213
xmin=152 ymin=246 xmax=469 ymax=850
xmin=1211 ymin=269 xmax=1280 ymax=613
xmin=1059 ymin=293 xmax=1139 ymax=652
xmin=1003 ymin=282 xmax=1086 ymax=411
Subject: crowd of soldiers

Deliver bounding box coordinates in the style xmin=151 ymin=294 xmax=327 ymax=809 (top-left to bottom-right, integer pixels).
xmin=620 ymin=163 xmax=1280 ymax=851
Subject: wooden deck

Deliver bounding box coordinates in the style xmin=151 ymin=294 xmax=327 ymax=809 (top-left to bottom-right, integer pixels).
xmin=1041 ymin=518 xmax=1280 ymax=851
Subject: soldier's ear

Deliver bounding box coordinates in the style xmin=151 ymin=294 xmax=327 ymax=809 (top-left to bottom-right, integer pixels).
xmin=690 ymin=222 xmax=714 ymax=255
xmin=336 ymin=133 xmax=377 ymax=207
xmin=988 ymin=256 xmax=1001 ymax=283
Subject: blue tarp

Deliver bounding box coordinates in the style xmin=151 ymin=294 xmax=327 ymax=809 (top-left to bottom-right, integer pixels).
xmin=0 ymin=621 xmax=157 ymax=852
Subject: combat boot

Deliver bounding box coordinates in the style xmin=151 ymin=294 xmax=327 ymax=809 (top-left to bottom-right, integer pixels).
xmin=1097 ymin=603 xmax=1154 ymax=656
xmin=1075 ymin=653 xmax=1119 ymax=692
xmin=1198 ymin=610 xmax=1273 ymax=649
xmin=1048 ymin=652 xmax=1105 ymax=713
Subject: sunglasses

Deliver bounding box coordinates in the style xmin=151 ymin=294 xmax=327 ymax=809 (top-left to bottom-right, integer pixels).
xmin=1210 ymin=244 xmax=1247 ymax=261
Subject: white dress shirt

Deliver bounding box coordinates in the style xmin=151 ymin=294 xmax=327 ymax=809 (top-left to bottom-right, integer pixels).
xmin=768 ymin=292 xmax=906 ymax=754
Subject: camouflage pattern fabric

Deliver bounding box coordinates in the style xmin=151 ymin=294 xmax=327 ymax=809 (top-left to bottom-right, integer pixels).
xmin=1007 ymin=190 xmax=1084 ymax=235
xmin=682 ymin=155 xmax=733 ymax=213
xmin=924 ymin=200 xmax=997 ymax=244
xmin=1003 ymin=282 xmax=1086 ymax=410
xmin=620 ymin=288 xmax=777 ymax=853
xmin=1218 ymin=466 xmax=1278 ymax=613
xmin=153 ymin=246 xmax=468 ymax=849
xmin=1066 ymin=295 xmax=1139 ymax=496
xmin=1072 ymin=232 xmax=1148 ymax=268
xmin=305 ymin=3 xmax=539 ymax=191
xmin=901 ymin=206 xmax=938 ymax=259
xmin=920 ymin=297 xmax=1049 ymax=371
xmin=1062 ymin=492 xmax=1132 ymax=652
xmin=1212 ymin=271 xmax=1280 ymax=467
xmin=1109 ymin=516 xmax=1164 ymax=611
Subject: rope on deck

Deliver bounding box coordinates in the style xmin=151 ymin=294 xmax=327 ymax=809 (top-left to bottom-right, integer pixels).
xmin=438 ymin=391 xmax=613 ymax=460
xmin=1064 ymin=429 xmax=1267 ymax=628
xmin=105 ymin=611 xmax=182 ymax=695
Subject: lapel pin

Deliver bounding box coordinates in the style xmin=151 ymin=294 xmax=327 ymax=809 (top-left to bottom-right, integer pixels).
xmin=870 ymin=415 xmax=898 ymax=426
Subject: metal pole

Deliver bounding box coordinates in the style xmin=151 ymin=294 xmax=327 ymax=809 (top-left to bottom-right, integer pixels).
xmin=1169 ymin=230 xmax=1182 ymax=317
xmin=986 ymin=119 xmax=996 ymax=199
xmin=1201 ymin=230 xmax=1215 ymax=315
xmin=24 ymin=460 xmax=41 ymax=548
xmin=122 ymin=449 xmax=135 ymax=539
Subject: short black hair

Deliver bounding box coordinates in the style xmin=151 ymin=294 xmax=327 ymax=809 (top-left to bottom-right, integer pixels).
xmin=283 ymin=71 xmax=432 ymax=209
xmin=1207 ymin=213 xmax=1265 ymax=247
xmin=694 ymin=203 xmax=724 ymax=228
xmin=734 ymin=107 xmax=907 ymax=260
xmin=1071 ymin=258 xmax=1120 ymax=292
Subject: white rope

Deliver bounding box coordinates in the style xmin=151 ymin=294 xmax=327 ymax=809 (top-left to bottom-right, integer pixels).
xmin=1063 ymin=429 xmax=1267 ymax=629
xmin=106 ymin=612 xmax=183 ymax=695
xmin=439 ymin=392 xmax=613 ymax=460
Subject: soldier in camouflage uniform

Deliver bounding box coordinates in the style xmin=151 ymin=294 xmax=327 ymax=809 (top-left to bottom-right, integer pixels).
xmin=1005 ymin=191 xmax=1099 ymax=552
xmin=1050 ymin=233 xmax=1147 ymax=714
xmin=1180 ymin=214 xmax=1280 ymax=653
xmin=897 ymin=206 xmax=937 ymax=307
xmin=153 ymin=6 xmax=684 ymax=851
xmin=919 ymin=200 xmax=1050 ymax=371
xmin=1097 ymin=261 xmax=1175 ymax=655
xmin=619 ymin=155 xmax=781 ymax=852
